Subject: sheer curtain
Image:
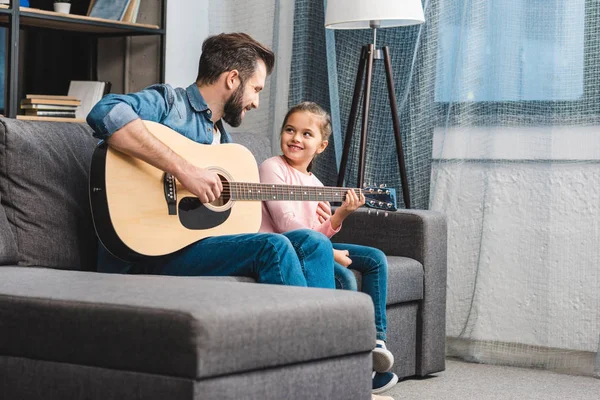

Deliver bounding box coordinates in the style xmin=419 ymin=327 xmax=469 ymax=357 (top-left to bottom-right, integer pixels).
xmin=290 ymin=0 xmax=436 ymax=208
xmin=431 ymin=0 xmax=600 ymax=376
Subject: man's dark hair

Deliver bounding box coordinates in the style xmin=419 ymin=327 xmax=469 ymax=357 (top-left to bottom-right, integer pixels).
xmin=196 ymin=32 xmax=275 ymax=85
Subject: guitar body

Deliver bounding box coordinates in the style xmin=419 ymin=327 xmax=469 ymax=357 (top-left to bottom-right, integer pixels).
xmin=90 ymin=121 xmax=261 ymax=261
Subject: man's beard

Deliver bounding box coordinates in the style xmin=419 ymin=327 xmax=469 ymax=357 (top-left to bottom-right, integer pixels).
xmin=222 ymin=84 xmax=245 ymax=127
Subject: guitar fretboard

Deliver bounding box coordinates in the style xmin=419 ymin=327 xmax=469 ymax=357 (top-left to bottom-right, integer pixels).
xmin=226 ymin=182 xmax=361 ymax=202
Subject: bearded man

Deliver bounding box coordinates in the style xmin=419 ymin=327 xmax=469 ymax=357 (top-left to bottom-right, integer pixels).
xmin=86 ymin=32 xmax=335 ymax=289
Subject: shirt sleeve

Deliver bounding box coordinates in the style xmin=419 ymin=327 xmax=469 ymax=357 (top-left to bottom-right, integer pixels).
xmin=86 ymin=84 xmax=174 ymax=140
xmin=259 ymin=158 xmax=341 ymax=238
xmin=311 ymin=212 xmax=341 ymax=238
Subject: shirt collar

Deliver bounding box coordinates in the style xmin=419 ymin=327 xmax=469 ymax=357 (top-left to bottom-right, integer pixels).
xmin=186 ymin=83 xmax=210 ymax=113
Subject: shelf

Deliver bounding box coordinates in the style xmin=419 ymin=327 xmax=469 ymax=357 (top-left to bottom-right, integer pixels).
xmin=0 ymin=5 xmax=162 ymax=36
xmin=17 ymin=115 xmax=86 ymax=123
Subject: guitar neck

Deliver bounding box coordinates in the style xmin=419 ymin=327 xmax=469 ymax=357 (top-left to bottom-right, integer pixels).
xmin=226 ymin=182 xmax=360 ymax=202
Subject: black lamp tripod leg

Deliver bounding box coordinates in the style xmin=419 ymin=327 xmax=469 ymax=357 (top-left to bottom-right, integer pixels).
xmin=382 ymin=46 xmax=411 ymax=209
xmin=357 ymin=44 xmax=376 ymax=189
xmin=337 ymin=46 xmax=368 ymax=187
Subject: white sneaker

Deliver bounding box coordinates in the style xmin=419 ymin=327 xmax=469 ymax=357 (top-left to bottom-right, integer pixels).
xmin=372 ymin=395 xmax=395 ymax=400
xmin=372 ymin=371 xmax=399 ymax=394
xmin=372 ymin=340 xmax=394 ymax=373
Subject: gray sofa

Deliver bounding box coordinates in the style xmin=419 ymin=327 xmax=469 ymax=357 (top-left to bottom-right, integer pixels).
xmin=0 ymin=117 xmax=447 ymax=399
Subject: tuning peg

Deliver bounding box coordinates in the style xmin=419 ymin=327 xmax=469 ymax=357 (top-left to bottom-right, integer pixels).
xmin=368 ymin=209 xmax=372 ymax=215
xmin=376 ymin=211 xmax=380 ymax=216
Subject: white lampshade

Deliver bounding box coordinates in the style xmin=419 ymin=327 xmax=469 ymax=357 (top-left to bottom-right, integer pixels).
xmin=325 ymin=0 xmax=425 ymax=29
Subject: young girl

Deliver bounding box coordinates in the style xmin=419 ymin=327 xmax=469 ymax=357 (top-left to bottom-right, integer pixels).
xmin=259 ymin=102 xmax=398 ymax=395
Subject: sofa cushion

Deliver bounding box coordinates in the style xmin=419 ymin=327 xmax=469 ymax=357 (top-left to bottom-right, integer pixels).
xmin=350 ymin=256 xmax=424 ymax=305
xmin=0 ymin=118 xmax=98 ymax=270
xmin=0 ymin=196 xmax=18 ymax=265
xmin=0 ymin=267 xmax=375 ymax=379
xmin=386 ymin=256 xmax=424 ymax=303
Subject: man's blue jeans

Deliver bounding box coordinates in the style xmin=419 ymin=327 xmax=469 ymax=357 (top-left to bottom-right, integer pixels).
xmin=135 ymin=229 xmax=335 ymax=289
xmin=333 ymin=243 xmax=388 ymax=341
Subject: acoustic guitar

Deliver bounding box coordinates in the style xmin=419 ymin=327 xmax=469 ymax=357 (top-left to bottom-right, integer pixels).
xmin=89 ymin=121 xmax=397 ymax=261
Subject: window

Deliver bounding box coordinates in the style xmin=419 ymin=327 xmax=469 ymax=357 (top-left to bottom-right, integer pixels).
xmin=434 ymin=0 xmax=596 ymax=113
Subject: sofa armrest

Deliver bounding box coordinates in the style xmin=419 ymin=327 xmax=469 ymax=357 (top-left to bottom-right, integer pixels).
xmin=331 ymin=208 xmax=447 ymax=376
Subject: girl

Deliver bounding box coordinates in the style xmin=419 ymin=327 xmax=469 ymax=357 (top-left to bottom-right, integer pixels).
xmin=259 ymin=102 xmax=398 ymax=395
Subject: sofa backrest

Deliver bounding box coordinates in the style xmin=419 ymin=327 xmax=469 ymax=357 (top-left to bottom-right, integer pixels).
xmin=230 ymin=132 xmax=273 ymax=165
xmin=0 ymin=118 xmax=274 ymax=270
xmin=0 ymin=118 xmax=98 ymax=270
xmin=0 ymin=191 xmax=19 ymax=265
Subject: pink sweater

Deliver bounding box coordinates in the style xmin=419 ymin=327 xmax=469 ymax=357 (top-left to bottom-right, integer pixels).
xmin=259 ymin=156 xmax=340 ymax=238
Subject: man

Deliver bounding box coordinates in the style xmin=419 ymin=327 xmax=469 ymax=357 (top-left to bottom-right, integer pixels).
xmin=87 ymin=32 xmax=334 ymax=288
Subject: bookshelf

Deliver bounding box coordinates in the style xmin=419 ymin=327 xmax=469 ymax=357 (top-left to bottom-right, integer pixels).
xmin=0 ymin=1 xmax=167 ymax=120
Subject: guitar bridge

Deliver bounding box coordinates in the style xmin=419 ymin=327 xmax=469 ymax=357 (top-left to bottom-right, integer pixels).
xmin=163 ymin=172 xmax=177 ymax=215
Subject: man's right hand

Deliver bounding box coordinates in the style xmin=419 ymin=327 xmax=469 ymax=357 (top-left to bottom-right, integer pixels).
xmin=177 ymin=164 xmax=223 ymax=203
xmin=105 ymin=119 xmax=223 ymax=204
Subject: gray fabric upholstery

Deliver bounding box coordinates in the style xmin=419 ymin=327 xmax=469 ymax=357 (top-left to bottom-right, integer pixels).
xmin=0 ymin=355 xmax=194 ymax=400
xmin=0 ymin=194 xmax=18 ymax=265
xmin=352 ymin=256 xmax=424 ymax=304
xmin=386 ymin=302 xmax=419 ymax=378
xmin=0 ymin=118 xmax=98 ymax=270
xmin=0 ymin=267 xmax=375 ymax=379
xmin=333 ymin=208 xmax=448 ymax=376
xmin=195 ymin=352 xmax=372 ymax=400
xmin=0 ymin=352 xmax=371 ymax=400
xmin=230 ymin=132 xmax=272 ymax=165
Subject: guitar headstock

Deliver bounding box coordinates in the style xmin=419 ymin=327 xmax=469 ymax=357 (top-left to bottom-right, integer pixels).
xmin=363 ymin=186 xmax=397 ymax=211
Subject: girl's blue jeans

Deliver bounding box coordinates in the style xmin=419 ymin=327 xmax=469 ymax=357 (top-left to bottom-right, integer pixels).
xmin=333 ymin=243 xmax=388 ymax=341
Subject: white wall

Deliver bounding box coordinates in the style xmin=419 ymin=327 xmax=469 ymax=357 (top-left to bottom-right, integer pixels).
xmin=165 ymin=0 xmax=209 ymax=88
xmin=164 ymin=0 xmax=293 ymax=152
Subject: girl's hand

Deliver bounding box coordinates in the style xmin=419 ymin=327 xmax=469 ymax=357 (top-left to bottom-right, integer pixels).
xmin=334 ymin=249 xmax=352 ymax=267
xmin=316 ymin=201 xmax=332 ymax=224
xmin=339 ymin=189 xmax=366 ymax=215
xmin=329 ymin=189 xmax=366 ymax=230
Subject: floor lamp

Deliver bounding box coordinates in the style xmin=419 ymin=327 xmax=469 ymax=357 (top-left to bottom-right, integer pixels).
xmin=325 ymin=0 xmax=425 ymax=209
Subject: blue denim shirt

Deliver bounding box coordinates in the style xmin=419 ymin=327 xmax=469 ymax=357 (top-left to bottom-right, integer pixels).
xmin=87 ymin=83 xmax=232 ymax=273
xmin=87 ymin=82 xmax=232 ymax=144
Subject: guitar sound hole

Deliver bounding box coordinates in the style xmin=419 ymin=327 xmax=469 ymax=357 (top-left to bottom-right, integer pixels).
xmin=209 ymin=174 xmax=231 ymax=207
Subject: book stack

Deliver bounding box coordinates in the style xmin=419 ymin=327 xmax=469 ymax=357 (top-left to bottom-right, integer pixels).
xmin=20 ymin=95 xmax=81 ymax=119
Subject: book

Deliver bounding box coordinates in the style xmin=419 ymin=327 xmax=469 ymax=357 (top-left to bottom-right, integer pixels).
xmin=88 ymin=0 xmax=131 ymax=21
xmin=21 ymin=104 xmax=78 ymax=111
xmin=24 ymin=110 xmax=77 ymax=118
xmin=21 ymin=98 xmax=81 ymax=106
xmin=67 ymin=80 xmax=111 ymax=120
xmin=25 ymin=94 xmax=79 ymax=101
xmin=122 ymin=0 xmax=140 ymax=23
xmin=17 ymin=115 xmax=86 ymax=123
